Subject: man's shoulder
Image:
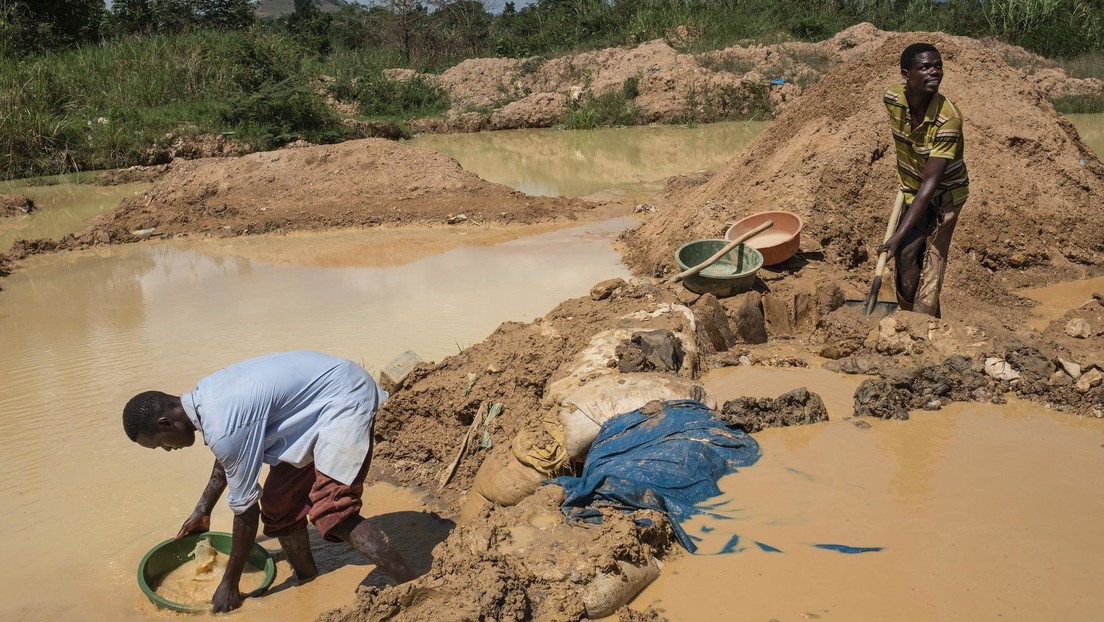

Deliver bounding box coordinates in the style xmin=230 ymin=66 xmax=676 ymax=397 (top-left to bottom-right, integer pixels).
xmin=884 ymin=84 xmax=906 ymax=102
xmin=934 ymin=93 xmax=964 ymax=125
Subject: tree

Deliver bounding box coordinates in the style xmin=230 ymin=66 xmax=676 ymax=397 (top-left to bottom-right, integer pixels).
xmin=0 ymin=0 xmax=106 ymax=56
xmin=112 ymin=0 xmax=154 ymax=35
xmin=196 ymin=0 xmax=255 ymax=30
xmin=430 ymin=0 xmax=492 ymax=57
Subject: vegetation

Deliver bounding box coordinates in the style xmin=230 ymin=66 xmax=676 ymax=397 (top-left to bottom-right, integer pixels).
xmin=0 ymin=0 xmax=1102 ymax=179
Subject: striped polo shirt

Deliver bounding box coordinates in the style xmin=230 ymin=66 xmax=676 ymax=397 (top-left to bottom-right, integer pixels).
xmin=884 ymin=83 xmax=969 ymax=205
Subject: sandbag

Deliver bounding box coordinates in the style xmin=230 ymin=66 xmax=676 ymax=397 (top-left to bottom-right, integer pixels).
xmin=558 ymin=373 xmax=717 ymax=461
xmin=581 ymin=559 xmax=661 ymax=619
xmin=471 ymin=446 xmax=544 ymax=507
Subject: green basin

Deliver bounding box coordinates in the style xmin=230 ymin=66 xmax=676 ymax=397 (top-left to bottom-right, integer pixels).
xmin=137 ymin=531 xmax=276 ymax=613
xmin=675 ymin=239 xmax=764 ymax=297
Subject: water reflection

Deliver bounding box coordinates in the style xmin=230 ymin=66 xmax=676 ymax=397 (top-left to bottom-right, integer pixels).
xmin=410 ymin=121 xmax=765 ymax=197
xmin=1067 ymin=112 xmax=1104 ymax=158
xmin=0 ymin=178 xmax=149 ymax=251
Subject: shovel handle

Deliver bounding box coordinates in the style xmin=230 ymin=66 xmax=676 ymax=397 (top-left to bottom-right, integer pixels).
xmin=668 ymin=220 xmax=774 ymax=284
xmin=864 ymin=190 xmax=906 ymax=315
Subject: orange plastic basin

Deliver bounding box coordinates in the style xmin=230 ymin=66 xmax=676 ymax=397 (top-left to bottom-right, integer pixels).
xmin=725 ymin=211 xmax=803 ymax=266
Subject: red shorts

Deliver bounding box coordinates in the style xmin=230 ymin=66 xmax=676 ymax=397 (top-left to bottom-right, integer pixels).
xmin=259 ymin=452 xmax=371 ymax=543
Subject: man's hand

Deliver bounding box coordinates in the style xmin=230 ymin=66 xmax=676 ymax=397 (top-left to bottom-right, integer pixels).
xmin=211 ymin=581 xmax=243 ymax=614
xmin=877 ymin=235 xmax=902 ymax=257
xmin=175 ymin=511 xmax=211 ymax=540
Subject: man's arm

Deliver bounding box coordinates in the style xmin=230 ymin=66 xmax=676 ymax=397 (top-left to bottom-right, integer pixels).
xmin=175 ymin=459 xmax=227 ymax=539
xmin=211 ymin=503 xmax=261 ymax=614
xmin=878 ymin=155 xmax=949 ymax=255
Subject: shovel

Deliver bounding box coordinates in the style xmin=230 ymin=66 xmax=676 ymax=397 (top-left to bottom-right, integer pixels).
xmin=846 ymin=190 xmax=904 ymax=317
xmin=666 ymin=220 xmax=774 ymax=284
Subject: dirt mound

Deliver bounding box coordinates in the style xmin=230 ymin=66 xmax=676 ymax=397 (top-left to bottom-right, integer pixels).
xmin=407 ymin=23 xmax=1099 ymax=134
xmin=620 ymin=32 xmax=1104 ymax=319
xmin=0 ymin=193 xmax=34 ymax=217
xmin=82 ymin=138 xmax=590 ymax=242
xmin=320 ymin=486 xmax=675 ymax=622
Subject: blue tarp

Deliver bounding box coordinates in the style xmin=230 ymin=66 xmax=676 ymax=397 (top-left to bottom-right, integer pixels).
xmin=556 ymin=399 xmax=761 ymax=552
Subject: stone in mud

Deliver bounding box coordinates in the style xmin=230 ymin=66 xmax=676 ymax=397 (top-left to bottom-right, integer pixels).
xmin=853 ymin=377 xmax=912 ymax=420
xmin=729 ymin=291 xmax=767 ymax=344
xmin=823 ymin=355 xmax=879 ymax=375
xmin=1049 ymin=370 xmax=1074 ymax=387
xmin=984 ymin=357 xmax=1021 ymax=381
xmin=867 ymin=313 xmax=930 ymax=355
xmin=590 ymin=278 xmax=626 ymax=301
xmin=690 ymin=293 xmax=736 ymax=353
xmin=1065 ymin=318 xmax=1093 ymax=338
xmin=720 ymin=387 xmax=828 ymax=433
xmin=616 ymin=329 xmax=685 ymax=373
xmin=793 ymin=288 xmax=819 ymax=333
xmin=1075 ymin=368 xmax=1103 ymax=393
xmin=761 ymin=292 xmax=793 ymax=337
xmin=1058 ymin=357 xmax=1082 ymax=380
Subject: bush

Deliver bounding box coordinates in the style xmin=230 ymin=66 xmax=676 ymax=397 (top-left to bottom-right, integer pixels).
xmin=221 ymin=80 xmax=346 ymax=148
xmin=561 ymin=90 xmax=640 ymax=130
xmin=354 ymin=73 xmax=450 ymax=119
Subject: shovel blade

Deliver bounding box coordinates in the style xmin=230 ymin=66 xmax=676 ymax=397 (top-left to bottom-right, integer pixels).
xmin=843 ymin=300 xmax=898 ymax=318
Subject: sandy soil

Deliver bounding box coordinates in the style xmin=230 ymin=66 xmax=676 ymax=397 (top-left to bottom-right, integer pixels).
xmin=1 ymin=26 xmax=1102 ymax=622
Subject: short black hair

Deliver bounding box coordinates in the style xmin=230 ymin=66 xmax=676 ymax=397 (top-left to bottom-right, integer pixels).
xmin=901 ymin=43 xmax=939 ymax=70
xmin=123 ymin=390 xmax=176 ymax=442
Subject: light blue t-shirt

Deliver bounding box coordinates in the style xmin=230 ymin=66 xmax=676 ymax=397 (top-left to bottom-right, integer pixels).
xmin=180 ymin=351 xmax=388 ymax=514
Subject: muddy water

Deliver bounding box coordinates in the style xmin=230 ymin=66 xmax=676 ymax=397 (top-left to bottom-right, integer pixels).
xmin=0 ymin=176 xmax=149 ymax=251
xmin=1068 ymin=112 xmax=1104 ymax=158
xmin=630 ymin=366 xmax=1104 ymax=621
xmin=0 ymin=218 xmax=630 ymax=620
xmin=1020 ymin=275 xmax=1104 ymax=331
xmin=410 ymin=120 xmax=765 ymax=197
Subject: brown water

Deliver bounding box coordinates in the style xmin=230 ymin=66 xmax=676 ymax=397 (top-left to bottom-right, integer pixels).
xmin=0 ymin=175 xmax=149 ymax=251
xmin=630 ymin=366 xmax=1104 ymax=621
xmin=153 ymin=541 xmax=268 ymax=609
xmin=1019 ymin=275 xmax=1104 ymax=331
xmin=410 ymin=120 xmax=765 ymax=197
xmin=1068 ymin=112 xmax=1104 ymax=159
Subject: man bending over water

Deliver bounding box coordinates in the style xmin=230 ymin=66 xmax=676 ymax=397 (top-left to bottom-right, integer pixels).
xmin=123 ymin=350 xmax=416 ymax=613
xmin=879 ymin=42 xmax=969 ymax=317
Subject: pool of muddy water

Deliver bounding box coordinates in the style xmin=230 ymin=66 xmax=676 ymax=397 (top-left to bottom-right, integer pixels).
xmin=627 ymin=366 xmax=1104 ymax=621
xmin=1 ymin=117 xmax=1102 ymax=621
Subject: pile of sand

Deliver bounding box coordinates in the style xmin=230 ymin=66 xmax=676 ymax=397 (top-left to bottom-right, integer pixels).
xmin=83 ymin=138 xmax=591 ymax=243
xmin=410 ymin=23 xmax=1101 ymax=133
xmin=620 ymin=32 xmax=1104 ymax=321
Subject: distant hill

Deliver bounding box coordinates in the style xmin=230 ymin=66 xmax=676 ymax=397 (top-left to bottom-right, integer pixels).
xmin=254 ymin=0 xmax=346 ymax=18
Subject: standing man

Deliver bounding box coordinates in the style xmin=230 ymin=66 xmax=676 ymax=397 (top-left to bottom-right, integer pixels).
xmin=878 ymin=42 xmax=969 ymax=317
xmin=123 ymin=350 xmax=416 ymax=613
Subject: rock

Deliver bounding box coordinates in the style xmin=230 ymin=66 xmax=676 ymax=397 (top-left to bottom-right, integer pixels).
xmin=792 ymin=289 xmax=818 ymax=333
xmin=1049 ymin=370 xmax=1073 ymax=387
xmin=720 ymin=387 xmax=829 ymax=433
xmin=819 ymin=343 xmax=846 ymax=360
xmin=730 ymin=291 xmax=768 ymax=344
xmin=873 ymin=315 xmax=919 ymax=355
xmin=691 ymin=293 xmax=736 ymax=353
xmin=924 ymin=399 xmax=942 ymax=411
xmin=972 ymin=386 xmax=991 ymax=401
xmin=1075 ymin=368 xmax=1103 ymax=393
xmin=590 ymin=278 xmax=626 ymax=301
xmin=984 ymin=357 xmax=1021 ymax=381
xmin=615 ymin=329 xmax=685 ymax=373
xmin=1065 ymin=318 xmax=1092 ymax=338
xmin=761 ymin=292 xmax=793 ymax=337
xmin=1058 ymin=357 xmax=1082 ymax=380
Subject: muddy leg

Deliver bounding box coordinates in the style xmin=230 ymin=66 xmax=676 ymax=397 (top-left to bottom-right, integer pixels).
xmin=278 ymin=526 xmax=319 ymax=583
xmin=894 ymin=227 xmax=927 ymax=308
xmin=329 ymin=515 xmax=416 ymax=583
